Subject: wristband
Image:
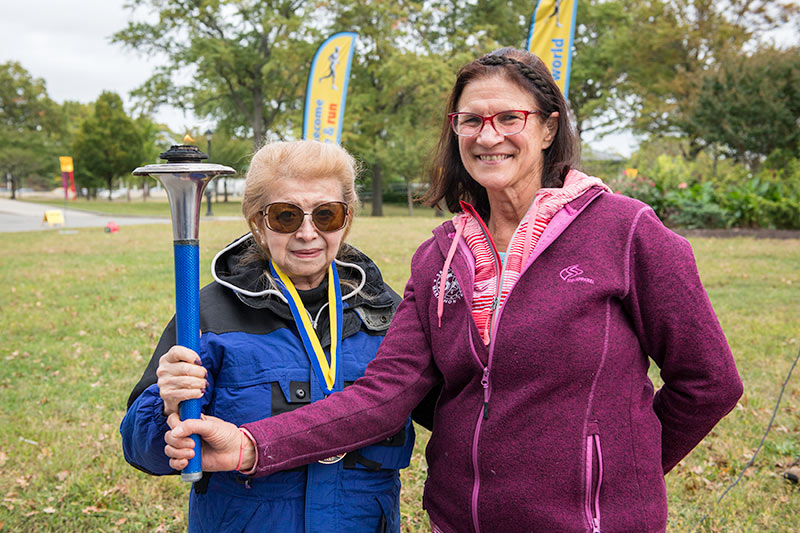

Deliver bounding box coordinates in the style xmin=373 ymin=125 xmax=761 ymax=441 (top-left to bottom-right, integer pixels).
xmin=236 ymin=428 xmax=245 ymax=471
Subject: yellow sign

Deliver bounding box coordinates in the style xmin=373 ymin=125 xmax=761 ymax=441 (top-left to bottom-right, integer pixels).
xmin=526 ymin=0 xmax=579 ymax=98
xmin=625 ymin=168 xmax=638 ymax=178
xmin=59 ymin=157 xmax=73 ymax=173
xmin=303 ymin=32 xmax=358 ymax=144
xmin=43 ymin=210 xmax=65 ymax=227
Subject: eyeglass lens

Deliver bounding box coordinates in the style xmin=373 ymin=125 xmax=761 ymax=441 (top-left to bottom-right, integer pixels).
xmin=451 ymin=110 xmax=531 ymax=136
xmin=265 ymin=202 xmax=347 ymax=233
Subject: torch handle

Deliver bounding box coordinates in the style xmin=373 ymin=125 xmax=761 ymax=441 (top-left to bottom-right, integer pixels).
xmin=173 ymin=240 xmax=203 ymax=483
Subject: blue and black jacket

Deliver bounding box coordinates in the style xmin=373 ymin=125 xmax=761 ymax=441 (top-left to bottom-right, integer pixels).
xmin=120 ymin=235 xmax=419 ymax=532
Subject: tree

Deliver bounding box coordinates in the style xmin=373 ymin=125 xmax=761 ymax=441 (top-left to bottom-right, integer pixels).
xmin=129 ymin=115 xmax=175 ymax=200
xmin=691 ymin=47 xmax=800 ymax=170
xmin=72 ymin=92 xmax=144 ymax=199
xmin=568 ymin=0 xmax=631 ymax=139
xmin=619 ymin=0 xmax=797 ymax=149
xmin=0 ymin=62 xmax=63 ymax=198
xmin=113 ymin=0 xmax=324 ymax=149
xmin=329 ymin=0 xmax=502 ymax=216
xmin=200 ymin=129 xmax=251 ymax=202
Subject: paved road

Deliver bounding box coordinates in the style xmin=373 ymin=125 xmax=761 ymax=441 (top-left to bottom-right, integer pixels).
xmin=0 ymin=198 xmax=173 ymax=233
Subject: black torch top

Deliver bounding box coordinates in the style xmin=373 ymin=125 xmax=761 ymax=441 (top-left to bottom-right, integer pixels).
xmin=159 ymin=138 xmax=209 ymax=164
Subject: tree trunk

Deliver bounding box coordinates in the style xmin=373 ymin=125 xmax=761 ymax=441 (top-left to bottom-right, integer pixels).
xmin=224 ymin=179 xmax=228 ymax=202
xmin=406 ymin=179 xmax=413 ymax=217
xmin=371 ymin=164 xmax=383 ymax=217
xmin=107 ymin=176 xmax=113 ymax=201
xmin=9 ymin=173 xmax=17 ymax=200
xmin=251 ymin=86 xmax=264 ymax=151
xmin=143 ymin=180 xmax=149 ymax=201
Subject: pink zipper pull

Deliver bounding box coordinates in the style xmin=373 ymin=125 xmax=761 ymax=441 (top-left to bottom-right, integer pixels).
xmin=592 ymin=517 xmax=600 ymax=533
xmin=481 ymin=367 xmax=490 ymax=419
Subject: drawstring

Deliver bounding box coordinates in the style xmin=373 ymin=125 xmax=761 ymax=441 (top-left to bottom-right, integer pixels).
xmin=438 ymin=217 xmax=466 ymax=327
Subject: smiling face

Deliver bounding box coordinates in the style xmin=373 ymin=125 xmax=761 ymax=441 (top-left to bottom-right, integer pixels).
xmin=456 ymin=74 xmax=558 ymax=202
xmin=258 ymin=176 xmax=347 ymax=290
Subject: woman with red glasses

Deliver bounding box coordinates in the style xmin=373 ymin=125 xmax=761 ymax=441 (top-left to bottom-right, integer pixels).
xmin=120 ymin=140 xmax=417 ymax=532
xmin=163 ymin=49 xmax=742 ymax=532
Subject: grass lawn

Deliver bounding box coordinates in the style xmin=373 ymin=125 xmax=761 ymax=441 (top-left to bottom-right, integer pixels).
xmin=0 ymin=217 xmax=798 ymax=532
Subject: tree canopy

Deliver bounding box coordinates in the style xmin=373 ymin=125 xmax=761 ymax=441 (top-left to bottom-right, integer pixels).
xmin=72 ymin=91 xmax=144 ymax=199
xmin=0 ymin=61 xmax=63 ymax=198
xmin=691 ymin=47 xmax=800 ymax=170
xmin=3 ymin=0 xmax=798 ymax=200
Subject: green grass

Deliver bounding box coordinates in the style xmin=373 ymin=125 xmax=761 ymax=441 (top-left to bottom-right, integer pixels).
xmin=1 ymin=220 xmax=798 ymax=532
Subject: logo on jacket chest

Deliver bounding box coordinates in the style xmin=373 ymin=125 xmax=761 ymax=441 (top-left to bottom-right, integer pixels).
xmin=432 ymin=268 xmax=463 ymax=304
xmin=559 ymin=264 xmax=595 ymax=284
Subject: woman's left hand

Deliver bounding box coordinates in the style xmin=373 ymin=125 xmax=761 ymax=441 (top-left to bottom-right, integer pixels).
xmin=165 ymin=413 xmax=250 ymax=472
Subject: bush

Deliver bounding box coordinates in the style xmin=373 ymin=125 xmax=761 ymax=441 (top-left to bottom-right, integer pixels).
xmin=668 ymin=199 xmax=730 ymax=229
xmin=613 ymin=151 xmax=800 ymax=230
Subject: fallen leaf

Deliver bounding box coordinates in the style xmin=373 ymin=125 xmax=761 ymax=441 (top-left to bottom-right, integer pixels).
xmin=56 ymin=471 xmax=69 ymax=482
xmin=116 ymin=518 xmax=127 ymax=525
xmin=43 ymin=507 xmax=56 ymax=513
xmin=0 ymin=452 xmax=7 ymax=467
xmin=82 ymin=505 xmax=101 ymax=514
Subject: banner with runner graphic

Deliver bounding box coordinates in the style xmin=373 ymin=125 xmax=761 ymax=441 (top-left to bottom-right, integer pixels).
xmin=526 ymin=0 xmax=579 ymax=98
xmin=303 ymin=32 xmax=358 ymax=144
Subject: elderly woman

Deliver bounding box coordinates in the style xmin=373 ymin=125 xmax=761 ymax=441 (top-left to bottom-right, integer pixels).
xmin=164 ymin=49 xmax=743 ymax=532
xmin=120 ymin=140 xmax=415 ymax=532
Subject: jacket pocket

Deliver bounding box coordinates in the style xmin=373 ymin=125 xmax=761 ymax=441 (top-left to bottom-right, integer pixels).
xmin=584 ymin=422 xmax=604 ymax=533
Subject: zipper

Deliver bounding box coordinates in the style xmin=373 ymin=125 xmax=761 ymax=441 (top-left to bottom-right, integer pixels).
xmin=584 ymin=425 xmax=603 ymax=533
xmin=459 ymin=203 xmax=510 ymax=533
xmin=470 ymin=387 xmax=486 ymax=533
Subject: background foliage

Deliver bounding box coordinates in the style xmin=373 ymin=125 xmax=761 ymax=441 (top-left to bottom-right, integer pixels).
xmin=2 ymin=0 xmax=798 ymax=225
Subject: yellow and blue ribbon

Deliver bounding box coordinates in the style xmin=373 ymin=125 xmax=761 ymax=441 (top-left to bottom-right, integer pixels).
xmin=270 ymin=261 xmax=343 ymax=395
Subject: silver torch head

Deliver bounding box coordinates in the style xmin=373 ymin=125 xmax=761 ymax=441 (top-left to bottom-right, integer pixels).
xmin=133 ymin=139 xmax=236 ymax=240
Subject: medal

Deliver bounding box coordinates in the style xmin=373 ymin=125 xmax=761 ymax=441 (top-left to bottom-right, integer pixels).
xmin=317 ymin=453 xmax=346 ymax=464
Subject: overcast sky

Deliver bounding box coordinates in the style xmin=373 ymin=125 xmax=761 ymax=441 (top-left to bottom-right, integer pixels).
xmin=2 ymin=1 xmax=797 ymax=157
xmin=0 ymin=1 xmax=199 ymax=134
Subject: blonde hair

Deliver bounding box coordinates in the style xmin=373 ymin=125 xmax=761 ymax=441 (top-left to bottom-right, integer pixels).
xmin=242 ymin=140 xmax=361 ymax=262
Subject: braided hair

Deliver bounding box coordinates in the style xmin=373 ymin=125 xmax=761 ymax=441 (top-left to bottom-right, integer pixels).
xmin=424 ymin=48 xmax=578 ymax=220
xmin=477 ymin=54 xmax=560 ymax=105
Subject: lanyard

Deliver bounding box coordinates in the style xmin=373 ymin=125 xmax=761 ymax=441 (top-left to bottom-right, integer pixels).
xmin=270 ymin=260 xmax=342 ymax=396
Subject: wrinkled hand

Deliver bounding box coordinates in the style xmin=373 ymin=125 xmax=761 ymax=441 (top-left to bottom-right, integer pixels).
xmin=165 ymin=413 xmax=251 ymax=472
xmin=157 ymin=345 xmax=208 ymax=417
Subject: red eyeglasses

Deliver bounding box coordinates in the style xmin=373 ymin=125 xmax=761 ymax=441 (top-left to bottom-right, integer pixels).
xmin=448 ymin=109 xmax=542 ymax=137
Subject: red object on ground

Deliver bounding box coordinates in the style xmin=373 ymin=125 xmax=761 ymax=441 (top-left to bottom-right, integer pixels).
xmin=105 ymin=221 xmax=120 ymax=233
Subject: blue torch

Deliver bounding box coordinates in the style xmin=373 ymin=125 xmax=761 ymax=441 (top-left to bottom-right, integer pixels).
xmin=133 ymin=139 xmax=234 ymax=482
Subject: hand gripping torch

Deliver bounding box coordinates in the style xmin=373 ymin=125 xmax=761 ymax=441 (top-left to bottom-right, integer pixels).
xmin=133 ymin=142 xmax=235 ymax=482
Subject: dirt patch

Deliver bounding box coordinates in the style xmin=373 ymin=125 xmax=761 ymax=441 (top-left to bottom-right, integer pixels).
xmin=673 ymin=228 xmax=800 ymax=240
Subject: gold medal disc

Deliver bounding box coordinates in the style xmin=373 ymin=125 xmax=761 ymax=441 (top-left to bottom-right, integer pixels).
xmin=318 ymin=453 xmax=346 ymax=464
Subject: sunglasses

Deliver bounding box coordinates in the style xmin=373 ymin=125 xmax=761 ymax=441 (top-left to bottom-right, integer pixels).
xmin=261 ymin=201 xmax=349 ymax=233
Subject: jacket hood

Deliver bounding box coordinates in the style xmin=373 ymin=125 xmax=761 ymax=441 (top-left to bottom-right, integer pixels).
xmin=211 ymin=233 xmax=395 ymax=310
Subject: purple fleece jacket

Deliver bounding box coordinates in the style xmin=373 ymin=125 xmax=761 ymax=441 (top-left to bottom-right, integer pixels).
xmin=243 ymin=189 xmax=742 ymax=532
